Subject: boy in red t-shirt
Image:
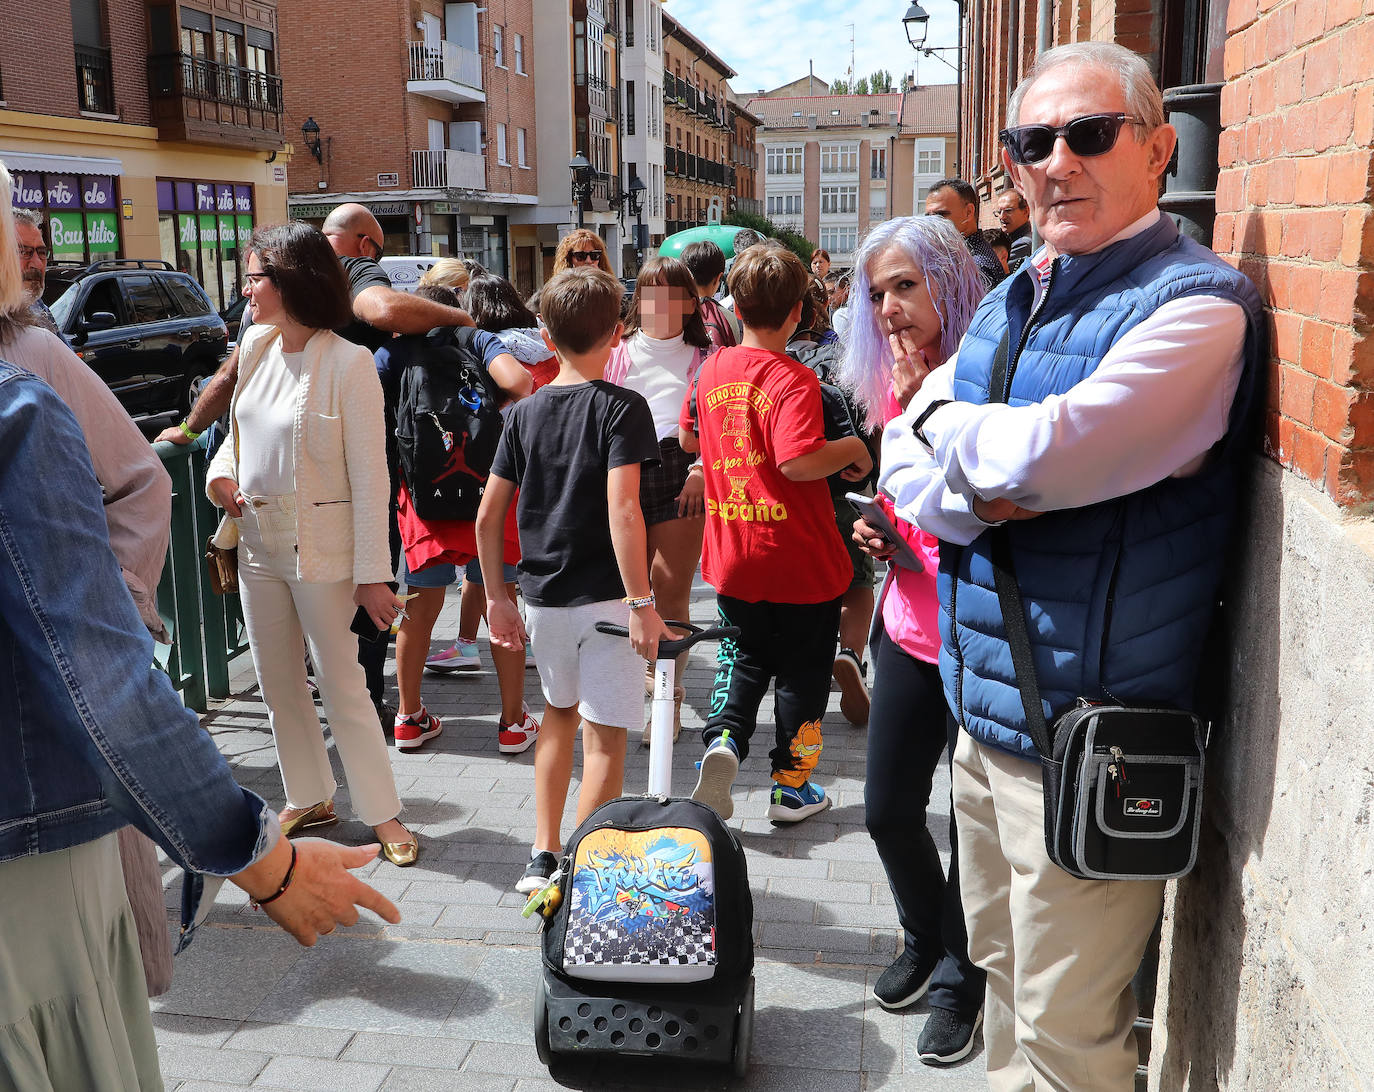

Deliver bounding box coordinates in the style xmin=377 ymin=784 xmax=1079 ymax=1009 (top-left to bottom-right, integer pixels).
xmin=679 ymin=243 xmax=872 ymax=822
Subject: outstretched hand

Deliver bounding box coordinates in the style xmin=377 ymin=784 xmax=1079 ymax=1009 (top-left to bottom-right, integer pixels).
xmin=235 ymin=838 xmax=401 ymax=947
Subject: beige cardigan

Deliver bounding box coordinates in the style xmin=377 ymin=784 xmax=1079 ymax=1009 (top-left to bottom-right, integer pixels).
xmin=207 ymin=324 xmax=392 ymax=585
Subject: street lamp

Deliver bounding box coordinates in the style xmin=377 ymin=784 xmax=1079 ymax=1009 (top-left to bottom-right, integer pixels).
xmin=903 ymin=1 xmax=965 ymax=178
xmin=301 ymin=116 xmax=323 ymax=164
xmin=569 ymin=153 xmax=591 ymax=229
xmin=627 ymin=175 xmax=647 ymax=267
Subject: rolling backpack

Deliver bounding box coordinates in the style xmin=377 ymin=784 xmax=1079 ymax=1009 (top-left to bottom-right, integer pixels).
xmin=394 ymin=325 xmax=504 ymax=521
xmin=539 ymin=796 xmax=753 ymax=985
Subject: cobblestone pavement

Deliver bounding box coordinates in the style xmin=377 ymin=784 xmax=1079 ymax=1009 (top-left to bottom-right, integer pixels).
xmin=152 ymin=575 xmax=986 ymax=1090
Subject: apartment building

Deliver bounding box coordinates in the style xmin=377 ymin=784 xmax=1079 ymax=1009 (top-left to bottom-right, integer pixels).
xmin=660 ymin=14 xmax=735 ymax=238
xmin=727 ymin=94 xmax=761 ymax=217
xmin=616 ymin=0 xmax=666 ymax=266
xmin=531 ymin=0 xmax=625 ymax=276
xmin=747 ymin=84 xmax=956 ymax=268
xmin=279 ymin=0 xmax=539 ymax=290
xmin=0 ymin=0 xmax=288 ymax=310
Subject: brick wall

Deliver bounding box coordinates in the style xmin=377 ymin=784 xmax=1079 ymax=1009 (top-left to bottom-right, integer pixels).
xmin=1216 ymin=0 xmax=1374 ymax=506
xmin=106 ymin=0 xmax=151 ymax=125
xmin=0 ymin=3 xmax=80 ymax=117
xmin=279 ymin=1 xmax=408 ymax=194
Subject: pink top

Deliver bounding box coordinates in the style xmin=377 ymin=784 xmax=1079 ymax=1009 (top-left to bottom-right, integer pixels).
xmin=878 ymin=391 xmax=942 ymax=665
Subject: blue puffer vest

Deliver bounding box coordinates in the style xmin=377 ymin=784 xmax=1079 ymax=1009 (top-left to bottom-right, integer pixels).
xmin=938 ymin=214 xmax=1265 ymax=759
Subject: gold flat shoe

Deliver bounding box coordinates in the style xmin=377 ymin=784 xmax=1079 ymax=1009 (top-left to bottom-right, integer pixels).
xmin=381 ymin=832 xmax=420 ymax=867
xmin=279 ymin=800 xmax=337 ymax=838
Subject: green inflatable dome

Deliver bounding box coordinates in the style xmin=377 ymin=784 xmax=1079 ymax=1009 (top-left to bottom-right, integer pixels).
xmin=658 ymin=223 xmax=748 ymax=261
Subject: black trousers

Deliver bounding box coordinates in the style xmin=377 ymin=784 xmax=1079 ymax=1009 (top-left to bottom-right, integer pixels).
xmin=865 ymin=624 xmax=985 ymax=1016
xmin=357 ymin=497 xmax=402 ymax=706
xmin=703 ymin=594 xmax=841 ymax=782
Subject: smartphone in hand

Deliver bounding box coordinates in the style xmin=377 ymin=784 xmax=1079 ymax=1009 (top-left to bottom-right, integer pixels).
xmin=844 ymin=493 xmax=924 ymax=573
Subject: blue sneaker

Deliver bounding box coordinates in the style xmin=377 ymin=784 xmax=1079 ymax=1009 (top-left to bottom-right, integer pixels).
xmin=767 ymin=780 xmax=831 ymax=823
xmin=691 ymin=731 xmax=740 ymax=820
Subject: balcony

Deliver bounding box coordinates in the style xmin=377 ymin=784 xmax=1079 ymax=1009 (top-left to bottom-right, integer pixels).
xmin=412 ymin=148 xmax=486 ymax=191
xmin=147 ymin=53 xmax=284 ymax=149
xmin=76 ymin=45 xmax=113 ymax=114
xmin=406 ymin=40 xmax=484 ymax=104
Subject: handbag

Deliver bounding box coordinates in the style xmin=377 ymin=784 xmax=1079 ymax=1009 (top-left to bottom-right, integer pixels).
xmin=205 ymin=533 xmax=238 ymax=595
xmin=985 ymin=333 xmax=1206 ymax=881
xmin=204 ymin=399 xmax=241 ymax=596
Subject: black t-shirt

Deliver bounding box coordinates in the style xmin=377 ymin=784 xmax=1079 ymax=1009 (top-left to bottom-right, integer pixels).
xmin=335 ymin=255 xmax=393 ymax=351
xmin=490 ymin=380 xmax=658 ymax=607
xmin=965 ymin=231 xmax=1008 ymax=290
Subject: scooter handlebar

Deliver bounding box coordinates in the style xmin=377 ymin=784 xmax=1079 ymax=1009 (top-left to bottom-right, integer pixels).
xmin=594 ymin=619 xmax=740 ymax=658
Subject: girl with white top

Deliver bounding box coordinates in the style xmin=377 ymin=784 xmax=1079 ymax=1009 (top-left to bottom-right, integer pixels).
xmin=207 ymin=222 xmax=417 ymax=866
xmin=606 ymin=256 xmax=711 ymax=741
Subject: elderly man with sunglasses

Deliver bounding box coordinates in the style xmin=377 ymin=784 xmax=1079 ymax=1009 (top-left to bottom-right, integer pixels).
xmin=874 ymin=42 xmax=1264 ymax=1090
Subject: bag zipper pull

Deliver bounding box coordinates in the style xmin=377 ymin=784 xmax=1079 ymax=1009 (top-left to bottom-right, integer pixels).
xmin=1108 ymin=746 xmax=1128 ymax=798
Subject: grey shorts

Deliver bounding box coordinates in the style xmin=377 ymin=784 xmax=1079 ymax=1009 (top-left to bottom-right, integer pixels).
xmin=523 ymin=598 xmax=645 ymax=730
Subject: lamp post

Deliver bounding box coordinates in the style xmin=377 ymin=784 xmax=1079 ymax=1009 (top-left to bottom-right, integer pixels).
xmin=569 ymin=153 xmax=591 ymax=229
xmin=627 ymin=174 xmax=647 ymax=269
xmin=903 ymin=1 xmax=965 ymax=179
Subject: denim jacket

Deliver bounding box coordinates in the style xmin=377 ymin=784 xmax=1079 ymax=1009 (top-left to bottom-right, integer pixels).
xmin=0 ymin=361 xmax=278 ymax=948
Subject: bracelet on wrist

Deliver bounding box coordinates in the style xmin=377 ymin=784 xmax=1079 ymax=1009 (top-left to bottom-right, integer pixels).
xmin=178 ymin=419 xmax=202 ymax=441
xmin=251 ymin=841 xmax=297 ymax=909
xmin=623 ymin=593 xmax=656 ymax=610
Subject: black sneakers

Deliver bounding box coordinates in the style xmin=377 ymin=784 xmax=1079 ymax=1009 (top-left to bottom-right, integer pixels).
xmin=515 ymin=850 xmax=559 ymax=894
xmin=917 ymin=1006 xmax=983 ymax=1066
xmin=872 ymin=950 xmax=939 ymax=1010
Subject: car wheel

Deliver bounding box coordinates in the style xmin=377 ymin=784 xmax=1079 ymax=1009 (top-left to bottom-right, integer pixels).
xmin=182 ymin=370 xmax=214 ymax=416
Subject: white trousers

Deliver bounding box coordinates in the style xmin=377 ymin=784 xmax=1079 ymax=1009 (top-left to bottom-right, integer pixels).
xmin=236 ymin=495 xmax=402 ymax=828
xmin=953 ymin=732 xmax=1163 ymax=1092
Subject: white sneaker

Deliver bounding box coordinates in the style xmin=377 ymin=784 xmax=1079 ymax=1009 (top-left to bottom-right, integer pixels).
xmin=425 ymin=638 xmax=481 ymax=673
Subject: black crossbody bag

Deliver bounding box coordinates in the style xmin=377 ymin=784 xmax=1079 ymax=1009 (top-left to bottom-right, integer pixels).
xmin=985 ymin=336 xmax=1206 ymax=881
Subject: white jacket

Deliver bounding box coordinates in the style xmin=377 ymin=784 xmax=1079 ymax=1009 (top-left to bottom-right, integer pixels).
xmin=207 ymin=323 xmax=392 ymax=585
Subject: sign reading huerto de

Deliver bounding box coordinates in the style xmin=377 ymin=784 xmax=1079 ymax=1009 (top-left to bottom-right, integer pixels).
xmin=378 ymin=172 xmax=400 ymax=188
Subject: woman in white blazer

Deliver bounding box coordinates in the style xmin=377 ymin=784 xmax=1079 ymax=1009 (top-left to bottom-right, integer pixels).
xmin=207 ymin=221 xmax=417 ymax=866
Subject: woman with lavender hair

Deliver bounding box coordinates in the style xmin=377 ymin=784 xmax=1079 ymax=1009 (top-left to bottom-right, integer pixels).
xmin=838 ymin=215 xmax=990 ymax=1065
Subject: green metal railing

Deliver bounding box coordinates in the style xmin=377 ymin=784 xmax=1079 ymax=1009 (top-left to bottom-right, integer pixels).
xmin=153 ymin=436 xmax=249 ymax=712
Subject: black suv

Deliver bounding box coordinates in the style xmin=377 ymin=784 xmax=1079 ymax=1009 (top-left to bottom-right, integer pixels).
xmin=46 ymin=259 xmax=228 ymax=433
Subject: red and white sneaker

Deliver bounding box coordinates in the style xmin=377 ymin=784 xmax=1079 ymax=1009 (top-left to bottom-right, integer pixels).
xmin=498 ymin=705 xmax=540 ymax=754
xmin=394 ymin=706 xmax=443 ymax=752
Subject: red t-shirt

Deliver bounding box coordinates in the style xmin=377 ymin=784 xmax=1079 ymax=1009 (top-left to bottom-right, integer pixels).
xmin=680 ymin=345 xmax=850 ymax=604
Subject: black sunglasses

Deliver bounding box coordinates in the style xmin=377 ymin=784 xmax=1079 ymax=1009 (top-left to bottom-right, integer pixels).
xmin=999 ymin=112 xmax=1147 ymax=166
xmin=357 ymin=233 xmax=383 ymax=258
xmin=568 ymin=250 xmax=602 ymax=262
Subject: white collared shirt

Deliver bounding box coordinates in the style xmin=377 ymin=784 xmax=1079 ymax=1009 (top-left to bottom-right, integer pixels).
xmin=879 ymin=209 xmax=1248 ymax=545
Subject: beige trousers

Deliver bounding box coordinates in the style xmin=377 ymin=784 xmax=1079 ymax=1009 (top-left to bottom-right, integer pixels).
xmin=953 ymin=732 xmax=1163 ymax=1092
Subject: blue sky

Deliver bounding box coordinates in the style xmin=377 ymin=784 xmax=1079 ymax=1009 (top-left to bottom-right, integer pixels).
xmin=663 ymin=0 xmax=960 ymax=96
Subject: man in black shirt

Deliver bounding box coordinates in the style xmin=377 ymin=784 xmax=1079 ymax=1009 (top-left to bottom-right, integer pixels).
xmin=925 ymin=179 xmax=1007 ymax=289
xmin=994 ymin=188 xmax=1033 ymax=270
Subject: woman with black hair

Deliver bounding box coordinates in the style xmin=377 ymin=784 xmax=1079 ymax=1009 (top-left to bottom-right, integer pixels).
xmin=207 ymin=221 xmax=418 ymax=866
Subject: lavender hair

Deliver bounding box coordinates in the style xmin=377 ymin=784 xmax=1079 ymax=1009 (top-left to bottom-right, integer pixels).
xmin=839 ymin=216 xmax=987 ymax=431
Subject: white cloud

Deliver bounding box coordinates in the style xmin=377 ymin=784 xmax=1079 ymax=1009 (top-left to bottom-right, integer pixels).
xmin=663 ymin=0 xmax=960 ymax=95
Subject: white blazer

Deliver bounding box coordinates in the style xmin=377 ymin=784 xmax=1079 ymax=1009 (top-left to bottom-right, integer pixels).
xmin=207 ymin=323 xmax=392 ymax=585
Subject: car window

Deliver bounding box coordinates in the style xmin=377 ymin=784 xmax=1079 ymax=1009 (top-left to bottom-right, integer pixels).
xmin=79 ymin=278 xmax=128 ymax=327
xmin=164 ymin=275 xmax=213 ymax=317
xmin=124 ymin=275 xmax=171 ymax=324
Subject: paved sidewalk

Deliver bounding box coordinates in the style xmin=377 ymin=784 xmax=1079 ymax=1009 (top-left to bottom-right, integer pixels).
xmin=152 ymin=576 xmax=985 ymax=1090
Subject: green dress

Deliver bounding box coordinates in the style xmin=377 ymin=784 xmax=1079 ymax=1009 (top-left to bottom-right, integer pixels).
xmin=0 ymin=832 xmax=164 ymax=1092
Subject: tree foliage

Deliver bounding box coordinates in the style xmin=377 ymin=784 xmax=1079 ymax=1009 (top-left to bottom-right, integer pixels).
xmin=868 ymin=68 xmax=894 ymax=93
xmin=830 ymin=77 xmax=851 ymax=95
xmin=722 ymin=211 xmax=815 ymax=264
xmin=853 ymin=76 xmax=870 ymax=96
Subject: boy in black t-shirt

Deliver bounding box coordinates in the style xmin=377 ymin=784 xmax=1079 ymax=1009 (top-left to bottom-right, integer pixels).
xmin=477 ymin=267 xmax=670 ymax=894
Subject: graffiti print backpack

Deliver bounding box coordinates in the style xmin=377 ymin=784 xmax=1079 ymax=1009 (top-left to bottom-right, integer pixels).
xmin=540 ymin=797 xmax=754 ymax=985
xmin=395 ymin=325 xmax=505 ymax=521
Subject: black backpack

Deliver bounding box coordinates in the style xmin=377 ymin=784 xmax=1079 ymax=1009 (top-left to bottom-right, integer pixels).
xmin=395 ymin=326 xmax=504 ymax=521
xmin=540 ymin=796 xmax=754 ymax=986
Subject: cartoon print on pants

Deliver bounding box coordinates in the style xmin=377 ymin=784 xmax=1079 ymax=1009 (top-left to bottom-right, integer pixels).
xmin=773 ymin=719 xmax=823 ymax=788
